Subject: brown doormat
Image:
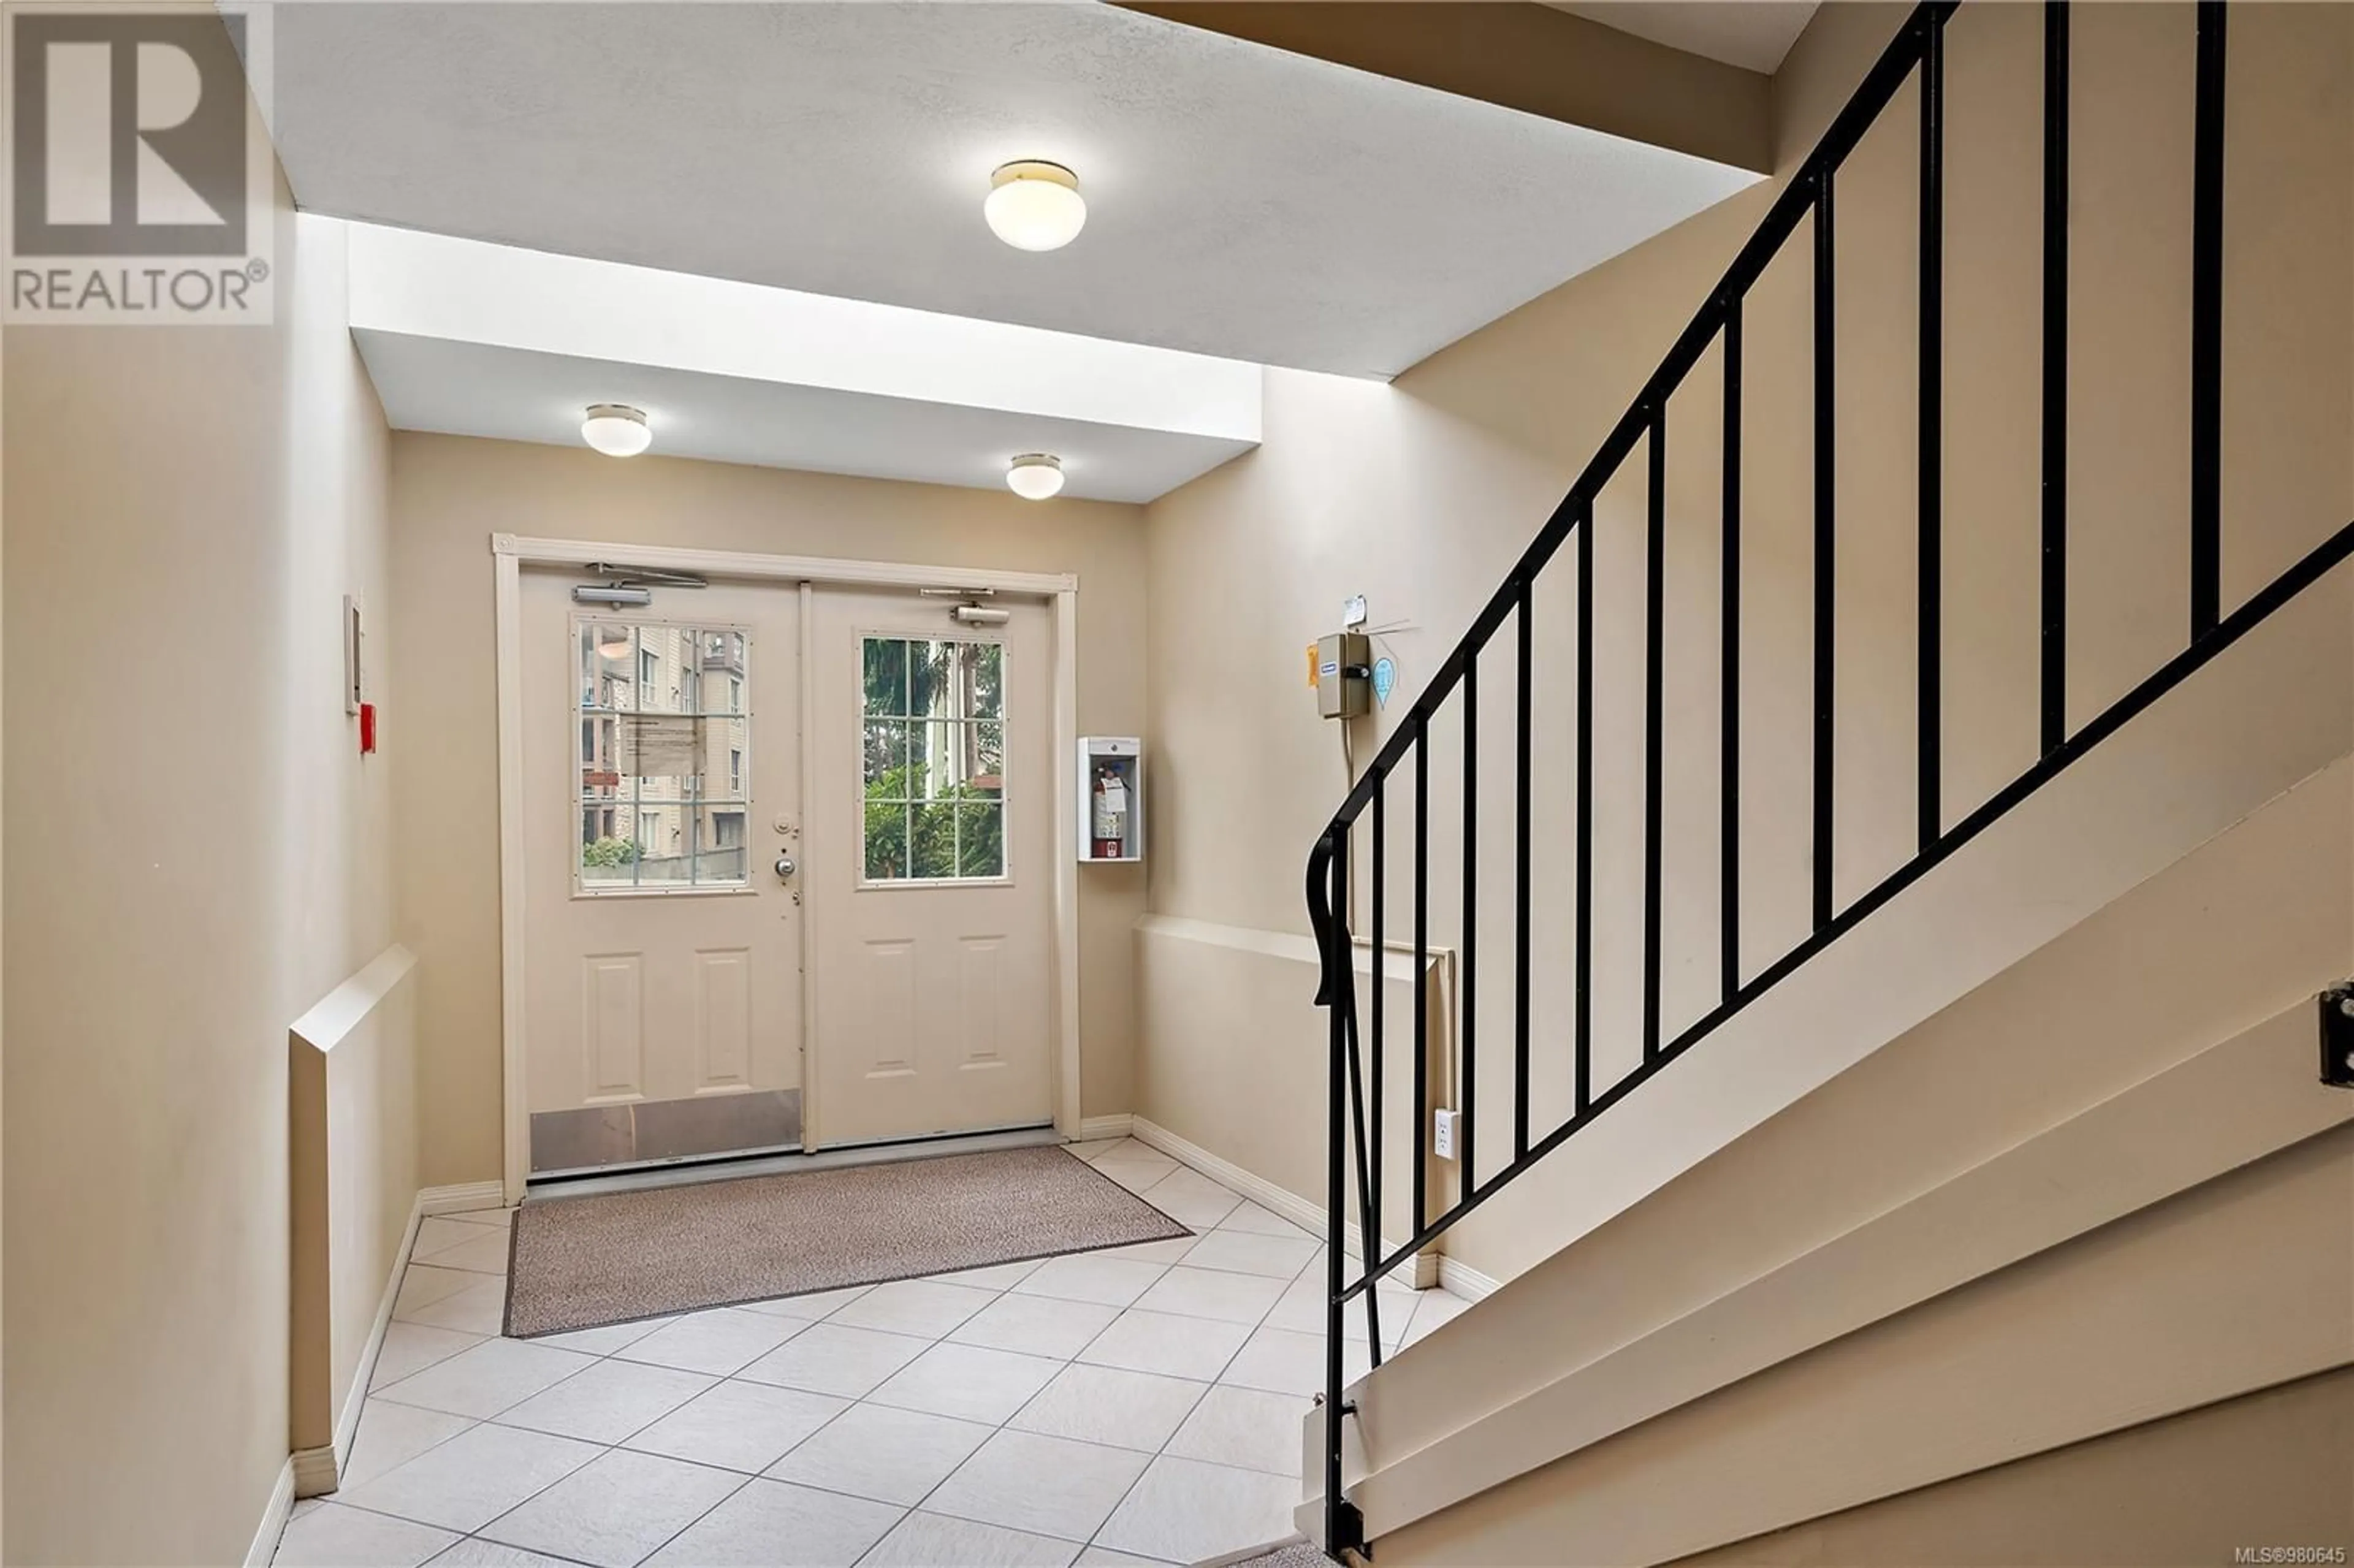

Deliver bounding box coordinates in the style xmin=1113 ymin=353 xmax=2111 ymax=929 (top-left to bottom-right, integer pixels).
xmin=503 ymin=1144 xmax=1193 ymax=1338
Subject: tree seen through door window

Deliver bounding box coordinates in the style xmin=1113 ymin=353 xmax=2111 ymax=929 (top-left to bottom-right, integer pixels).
xmin=861 ymin=636 xmax=1005 ymax=880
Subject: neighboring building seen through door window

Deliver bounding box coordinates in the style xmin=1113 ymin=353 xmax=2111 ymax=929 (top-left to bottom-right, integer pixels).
xmin=579 ymin=620 xmax=751 ymax=889
xmin=861 ymin=636 xmax=1005 ymax=881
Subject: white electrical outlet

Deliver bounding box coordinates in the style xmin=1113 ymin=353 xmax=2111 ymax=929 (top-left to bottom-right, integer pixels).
xmin=1433 ymin=1108 xmax=1460 ymax=1161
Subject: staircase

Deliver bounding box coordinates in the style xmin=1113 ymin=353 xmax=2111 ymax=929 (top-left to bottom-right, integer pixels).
xmin=1300 ymin=1 xmax=2354 ymax=1556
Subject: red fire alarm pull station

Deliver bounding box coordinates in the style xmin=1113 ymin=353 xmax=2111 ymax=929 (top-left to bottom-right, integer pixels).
xmin=359 ymin=702 xmax=378 ymax=755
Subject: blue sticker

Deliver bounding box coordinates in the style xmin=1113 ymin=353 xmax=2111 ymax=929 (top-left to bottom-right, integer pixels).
xmin=1371 ymin=657 xmax=1397 ymax=707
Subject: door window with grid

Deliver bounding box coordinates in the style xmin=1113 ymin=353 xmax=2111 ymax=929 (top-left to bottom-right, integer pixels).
xmin=577 ymin=620 xmax=751 ymax=889
xmin=861 ymin=636 xmax=1005 ymax=881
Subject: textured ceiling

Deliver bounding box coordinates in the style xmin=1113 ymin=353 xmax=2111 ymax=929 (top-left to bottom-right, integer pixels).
xmin=356 ymin=332 xmax=1256 ymax=503
xmin=266 ymin=2 xmax=1759 ymax=378
xmin=1547 ymin=1 xmax=1819 ymax=74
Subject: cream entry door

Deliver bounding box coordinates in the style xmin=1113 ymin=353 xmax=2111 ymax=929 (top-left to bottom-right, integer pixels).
xmin=520 ymin=570 xmax=804 ymax=1164
xmin=806 ymin=586 xmax=1054 ymax=1147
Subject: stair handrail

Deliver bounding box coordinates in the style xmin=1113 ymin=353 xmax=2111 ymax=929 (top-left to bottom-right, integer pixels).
xmin=1300 ymin=0 xmax=2354 ymax=1555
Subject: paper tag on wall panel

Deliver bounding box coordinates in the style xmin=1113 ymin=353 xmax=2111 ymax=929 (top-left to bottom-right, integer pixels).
xmin=615 ymin=714 xmax=706 ymax=778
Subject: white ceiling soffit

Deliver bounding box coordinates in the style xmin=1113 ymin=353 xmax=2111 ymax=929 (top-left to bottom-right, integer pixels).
xmin=346 ymin=221 xmax=1261 ymax=503
xmin=1545 ymin=2 xmax=1822 ymax=75
xmin=270 ymin=2 xmax=1763 ymax=379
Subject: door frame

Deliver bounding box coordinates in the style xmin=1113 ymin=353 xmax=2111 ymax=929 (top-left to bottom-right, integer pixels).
xmin=491 ymin=532 xmax=1084 ymax=1203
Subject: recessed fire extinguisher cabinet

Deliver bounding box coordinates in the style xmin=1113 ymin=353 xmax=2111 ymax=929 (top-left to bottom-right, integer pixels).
xmin=1077 ymin=737 xmax=1142 ymax=863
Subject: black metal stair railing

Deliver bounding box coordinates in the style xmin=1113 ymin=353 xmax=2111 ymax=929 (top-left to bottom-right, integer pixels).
xmin=1302 ymin=1 xmax=2354 ymax=1554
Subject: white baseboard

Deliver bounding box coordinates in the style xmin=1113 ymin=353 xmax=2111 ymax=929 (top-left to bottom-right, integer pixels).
xmin=290 ymin=1444 xmax=338 ymax=1499
xmin=1438 ymin=1255 xmax=1503 ymax=1301
xmin=1129 ymin=1117 xmax=1441 ymax=1290
xmin=420 ymin=1180 xmax=507 ymax=1216
xmin=246 ymin=1457 xmax=298 ymax=1567
xmin=1075 ymin=1114 xmax=1133 ymax=1141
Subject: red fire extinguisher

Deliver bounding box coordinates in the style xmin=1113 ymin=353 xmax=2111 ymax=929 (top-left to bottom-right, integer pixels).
xmin=1092 ymin=766 xmax=1129 ymax=859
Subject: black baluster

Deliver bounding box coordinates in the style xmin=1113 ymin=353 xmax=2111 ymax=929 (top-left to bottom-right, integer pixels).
xmin=1722 ymin=302 xmax=1743 ymax=1002
xmin=1460 ymin=661 xmax=1477 ymax=1192
xmin=2041 ymin=0 xmax=2070 ymax=752
xmin=2191 ymin=0 xmax=2226 ymax=637
xmin=1813 ymin=170 xmax=1837 ymax=929
xmin=1919 ymin=11 xmax=1945 ymax=849
xmin=1644 ymin=408 xmax=1666 ymax=1059
xmin=1514 ymin=582 xmax=1532 ymax=1159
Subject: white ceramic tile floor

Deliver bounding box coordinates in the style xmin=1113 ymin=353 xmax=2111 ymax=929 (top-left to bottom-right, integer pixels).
xmin=1008 ymin=1364 xmax=1205 ymax=1453
xmin=613 ymin=1307 xmax=807 ymax=1377
xmin=372 ymin=1323 xmax=488 ymax=1390
xmin=427 ymin=1540 xmax=575 ymax=1568
xmin=766 ymin=1402 xmax=992 ymax=1505
xmin=1162 ymin=1385 xmax=1311 ymax=1477
xmin=1076 ymin=1309 xmax=1252 ymax=1382
xmin=478 ymin=1449 xmax=744 ymax=1567
xmin=393 ymin=1265 xmax=481 ymax=1317
xmin=343 ymin=1402 xmax=479 ymax=1490
xmin=338 ymin=1423 xmax=603 ymax=1533
xmin=739 ymin=1322 xmax=931 ymax=1399
xmin=948 ymin=1292 xmax=1122 ymax=1360
xmin=275 ymin=1501 xmax=459 ymax=1567
xmin=646 ymin=1478 xmax=901 ymax=1567
xmin=1010 ymin=1253 xmax=1168 ymax=1309
xmin=831 ymin=1279 xmax=999 ymax=1338
xmin=1132 ymin=1266 xmax=1286 ymax=1326
xmin=400 ymin=1278 xmax=511 ymax=1336
xmin=859 ymin=1510 xmax=1076 ymax=1568
xmin=423 ymin=1229 xmax=517 ymax=1276
xmin=494 ymin=1358 xmax=716 ymax=1445
xmin=867 ymin=1342 xmax=1065 ymax=1425
xmin=413 ymin=1216 xmax=500 ymax=1260
xmin=276 ymin=1145 xmax=1473 ymax=1567
xmin=923 ymin=1428 xmax=1148 ymax=1542
xmin=625 ymin=1379 xmax=849 ymax=1475
xmin=1173 ymin=1230 xmax=1317 ymax=1280
xmin=374 ymin=1338 xmax=600 ymax=1420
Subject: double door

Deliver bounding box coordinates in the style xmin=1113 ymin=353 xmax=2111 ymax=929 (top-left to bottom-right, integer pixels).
xmin=519 ymin=569 xmax=1053 ymax=1174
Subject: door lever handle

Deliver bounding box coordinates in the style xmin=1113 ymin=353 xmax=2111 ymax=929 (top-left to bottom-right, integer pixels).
xmin=774 ymin=853 xmax=797 ymax=882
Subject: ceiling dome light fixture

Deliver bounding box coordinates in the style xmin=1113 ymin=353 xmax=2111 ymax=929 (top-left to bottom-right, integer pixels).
xmin=985 ymin=161 xmax=1086 ymax=252
xmin=1006 ymin=452 xmax=1065 ymax=500
xmin=581 ymin=403 xmax=652 ymax=458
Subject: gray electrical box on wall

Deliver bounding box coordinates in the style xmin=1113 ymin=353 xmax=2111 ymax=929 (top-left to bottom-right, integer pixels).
xmin=1317 ymin=633 xmax=1371 ymax=719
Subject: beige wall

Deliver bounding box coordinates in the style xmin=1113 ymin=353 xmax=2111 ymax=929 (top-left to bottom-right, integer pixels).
xmin=3 ymin=181 xmax=399 ymax=1568
xmin=387 ymin=435 xmax=1150 ymax=1186
xmin=1137 ymin=2 xmax=2353 ymax=1279
xmin=280 ymin=212 xmax=412 ymax=1494
xmin=1136 ymin=917 xmax=1442 ymax=1250
xmin=283 ymin=216 xmax=400 ymax=1007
